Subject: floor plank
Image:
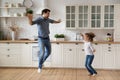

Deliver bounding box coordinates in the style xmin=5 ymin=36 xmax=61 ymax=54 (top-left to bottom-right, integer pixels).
xmin=0 ymin=68 xmax=120 ymax=80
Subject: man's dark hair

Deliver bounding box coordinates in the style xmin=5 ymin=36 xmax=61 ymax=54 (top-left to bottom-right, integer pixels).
xmin=41 ymin=9 xmax=50 ymax=15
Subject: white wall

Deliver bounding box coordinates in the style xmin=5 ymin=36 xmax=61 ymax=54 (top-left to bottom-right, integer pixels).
xmin=1 ymin=0 xmax=120 ymax=41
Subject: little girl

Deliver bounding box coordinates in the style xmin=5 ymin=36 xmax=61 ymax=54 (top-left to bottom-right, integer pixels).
xmin=80 ymin=32 xmax=97 ymax=76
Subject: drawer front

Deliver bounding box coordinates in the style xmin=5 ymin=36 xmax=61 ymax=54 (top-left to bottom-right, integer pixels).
xmin=0 ymin=54 xmax=18 ymax=66
xmin=63 ymin=44 xmax=77 ymax=53
xmin=0 ymin=46 xmax=21 ymax=54
xmin=63 ymin=47 xmax=76 ymax=53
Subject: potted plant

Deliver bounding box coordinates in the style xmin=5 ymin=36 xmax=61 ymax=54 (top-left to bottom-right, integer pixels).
xmin=26 ymin=9 xmax=33 ymax=15
xmin=54 ymin=34 xmax=65 ymax=41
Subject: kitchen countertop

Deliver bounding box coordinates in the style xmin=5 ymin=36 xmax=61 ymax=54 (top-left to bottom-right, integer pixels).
xmin=0 ymin=40 xmax=120 ymax=44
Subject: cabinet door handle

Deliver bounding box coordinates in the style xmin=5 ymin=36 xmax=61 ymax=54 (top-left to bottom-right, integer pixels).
xmin=108 ymin=50 xmax=111 ymax=52
xmin=75 ymin=43 xmax=78 ymax=45
xmin=56 ymin=43 xmax=59 ymax=45
xmin=7 ymin=55 xmax=10 ymax=57
xmin=7 ymin=49 xmax=10 ymax=51
xmin=82 ymin=49 xmax=84 ymax=51
xmin=69 ymin=49 xmax=72 ymax=51
xmin=95 ymin=43 xmax=98 ymax=45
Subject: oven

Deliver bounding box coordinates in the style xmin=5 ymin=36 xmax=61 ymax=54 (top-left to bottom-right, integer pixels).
xmin=32 ymin=46 xmax=52 ymax=62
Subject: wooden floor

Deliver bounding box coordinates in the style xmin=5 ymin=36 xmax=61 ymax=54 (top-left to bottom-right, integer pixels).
xmin=0 ymin=68 xmax=120 ymax=80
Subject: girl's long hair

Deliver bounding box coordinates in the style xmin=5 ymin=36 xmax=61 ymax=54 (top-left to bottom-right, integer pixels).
xmin=85 ymin=32 xmax=95 ymax=42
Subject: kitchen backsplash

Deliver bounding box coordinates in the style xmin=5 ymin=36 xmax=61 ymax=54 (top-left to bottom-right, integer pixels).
xmin=1 ymin=17 xmax=114 ymax=41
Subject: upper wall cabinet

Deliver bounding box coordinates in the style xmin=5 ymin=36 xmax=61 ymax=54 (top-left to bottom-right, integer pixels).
xmin=91 ymin=5 xmax=101 ymax=28
xmin=66 ymin=6 xmax=76 ymax=29
xmin=78 ymin=5 xmax=89 ymax=28
xmin=104 ymin=5 xmax=114 ymax=28
xmin=65 ymin=4 xmax=117 ymax=29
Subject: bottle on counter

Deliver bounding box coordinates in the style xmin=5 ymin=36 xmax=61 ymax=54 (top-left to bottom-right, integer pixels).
xmin=76 ymin=33 xmax=80 ymax=41
xmin=75 ymin=33 xmax=83 ymax=41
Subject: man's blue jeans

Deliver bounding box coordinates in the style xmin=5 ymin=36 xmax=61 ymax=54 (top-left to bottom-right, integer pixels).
xmin=38 ymin=37 xmax=51 ymax=69
xmin=85 ymin=55 xmax=97 ymax=75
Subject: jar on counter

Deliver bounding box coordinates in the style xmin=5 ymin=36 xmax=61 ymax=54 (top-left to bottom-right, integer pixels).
xmin=106 ymin=33 xmax=113 ymax=42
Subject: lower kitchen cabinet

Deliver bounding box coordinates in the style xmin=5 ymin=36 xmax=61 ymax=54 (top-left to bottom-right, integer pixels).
xmin=102 ymin=44 xmax=116 ymax=69
xmin=115 ymin=44 xmax=120 ymax=69
xmin=0 ymin=54 xmax=19 ymax=66
xmin=20 ymin=43 xmax=32 ymax=67
xmin=63 ymin=44 xmax=77 ymax=68
xmin=0 ymin=42 xmax=120 ymax=69
xmin=76 ymin=43 xmax=85 ymax=68
xmin=92 ymin=43 xmax=103 ymax=69
xmin=0 ymin=43 xmax=32 ymax=67
xmin=0 ymin=43 xmax=21 ymax=67
xmin=51 ymin=43 xmax=63 ymax=67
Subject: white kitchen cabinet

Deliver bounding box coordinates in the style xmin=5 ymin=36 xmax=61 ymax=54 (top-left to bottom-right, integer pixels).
xmin=0 ymin=43 xmax=32 ymax=67
xmin=78 ymin=5 xmax=89 ymax=29
xmin=65 ymin=4 xmax=119 ymax=29
xmin=0 ymin=42 xmax=120 ymax=69
xmin=103 ymin=5 xmax=114 ymax=28
xmin=76 ymin=43 xmax=85 ymax=68
xmin=52 ymin=43 xmax=85 ymax=68
xmin=102 ymin=44 xmax=116 ymax=69
xmin=92 ymin=43 xmax=103 ymax=69
xmin=0 ymin=54 xmax=18 ymax=66
xmin=20 ymin=43 xmax=32 ymax=67
xmin=115 ymin=44 xmax=120 ymax=69
xmin=63 ymin=44 xmax=77 ymax=68
xmin=66 ymin=6 xmax=76 ymax=29
xmin=0 ymin=43 xmax=21 ymax=67
xmin=51 ymin=43 xmax=63 ymax=67
xmin=91 ymin=5 xmax=101 ymax=28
